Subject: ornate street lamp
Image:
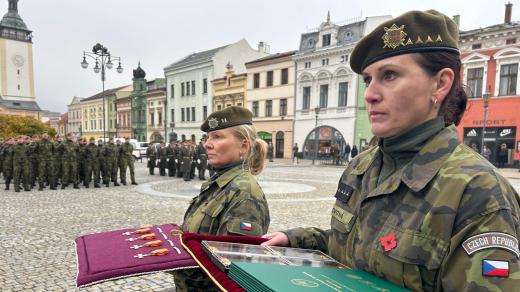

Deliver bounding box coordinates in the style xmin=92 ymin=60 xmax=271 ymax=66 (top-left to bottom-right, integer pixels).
xmin=80 ymin=43 xmax=123 ymax=141
xmin=312 ymin=105 xmax=320 ymax=165
xmin=480 ymin=92 xmax=491 ymax=156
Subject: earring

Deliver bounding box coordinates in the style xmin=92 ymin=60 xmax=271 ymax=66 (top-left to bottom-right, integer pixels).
xmin=432 ymin=97 xmax=439 ymax=109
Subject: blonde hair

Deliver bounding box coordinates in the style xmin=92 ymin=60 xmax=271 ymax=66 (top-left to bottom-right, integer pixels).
xmin=230 ymin=124 xmax=267 ymax=175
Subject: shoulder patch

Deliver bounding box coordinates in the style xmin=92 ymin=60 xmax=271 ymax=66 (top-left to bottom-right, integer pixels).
xmin=334 ymin=183 xmax=354 ymax=204
xmin=462 ymin=232 xmax=519 ymax=258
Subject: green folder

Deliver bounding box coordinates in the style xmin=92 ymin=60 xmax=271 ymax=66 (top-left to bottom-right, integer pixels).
xmin=229 ymin=262 xmax=411 ymax=292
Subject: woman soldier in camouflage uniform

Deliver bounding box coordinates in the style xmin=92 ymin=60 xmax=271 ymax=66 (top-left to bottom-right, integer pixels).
xmin=264 ymin=10 xmax=520 ymax=292
xmin=172 ymin=106 xmax=270 ymax=291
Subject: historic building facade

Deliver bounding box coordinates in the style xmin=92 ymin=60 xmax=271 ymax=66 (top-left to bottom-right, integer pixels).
xmin=164 ymin=39 xmax=269 ymax=142
xmin=145 ymin=78 xmax=166 ymax=142
xmin=115 ymin=87 xmax=132 ymax=139
xmin=79 ymin=85 xmax=128 ymax=140
xmin=293 ymin=13 xmax=390 ymax=160
xmin=458 ymin=3 xmax=520 ymax=166
xmin=212 ymin=63 xmax=247 ymax=110
xmin=0 ymin=0 xmax=40 ymax=118
xmin=245 ymin=51 xmax=296 ymax=159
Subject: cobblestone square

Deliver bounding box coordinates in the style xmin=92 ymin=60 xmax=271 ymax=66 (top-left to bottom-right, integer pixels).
xmin=1 ymin=160 xmax=519 ymax=291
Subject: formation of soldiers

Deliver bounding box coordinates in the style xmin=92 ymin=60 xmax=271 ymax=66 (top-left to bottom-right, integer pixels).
xmin=146 ymin=138 xmax=213 ymax=182
xmin=0 ymin=132 xmax=137 ymax=192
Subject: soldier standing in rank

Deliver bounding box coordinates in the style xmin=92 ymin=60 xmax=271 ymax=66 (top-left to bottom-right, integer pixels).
xmin=120 ymin=138 xmax=137 ymax=185
xmin=28 ymin=135 xmax=39 ymax=188
xmin=190 ymin=141 xmax=197 ymax=179
xmin=146 ymin=144 xmax=156 ymax=175
xmin=175 ymin=142 xmax=183 ymax=178
xmin=13 ymin=136 xmax=30 ymax=192
xmin=158 ymin=142 xmax=168 ymax=176
xmin=181 ymin=141 xmax=193 ymax=181
xmin=2 ymin=138 xmax=15 ymax=190
xmin=103 ymin=138 xmax=119 ymax=187
xmin=196 ymin=138 xmax=208 ymax=180
xmin=0 ymin=139 xmax=4 ymax=179
xmin=58 ymin=133 xmax=80 ymax=189
xmin=84 ymin=137 xmax=100 ymax=188
xmin=78 ymin=138 xmax=87 ymax=186
xmin=267 ymin=141 xmax=274 ymax=162
xmin=114 ymin=139 xmax=122 ymax=184
xmin=116 ymin=139 xmax=123 ymax=183
xmin=96 ymin=139 xmax=106 ymax=184
xmin=53 ymin=135 xmax=64 ymax=186
xmin=36 ymin=132 xmax=56 ymax=190
xmin=167 ymin=141 xmax=176 ymax=177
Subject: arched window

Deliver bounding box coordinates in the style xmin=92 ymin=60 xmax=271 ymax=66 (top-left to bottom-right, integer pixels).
xmin=181 ymin=134 xmax=186 ymax=142
xmin=191 ymin=134 xmax=196 ymax=142
xmin=303 ymin=126 xmax=345 ymax=160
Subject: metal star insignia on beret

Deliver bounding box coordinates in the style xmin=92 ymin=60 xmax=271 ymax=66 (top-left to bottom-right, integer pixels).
xmin=208 ymin=118 xmax=219 ymax=129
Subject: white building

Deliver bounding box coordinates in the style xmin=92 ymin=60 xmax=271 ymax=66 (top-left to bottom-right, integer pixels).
xmin=293 ymin=13 xmax=390 ymax=159
xmin=164 ymin=39 xmax=269 ymax=142
xmin=67 ymin=96 xmax=82 ymax=135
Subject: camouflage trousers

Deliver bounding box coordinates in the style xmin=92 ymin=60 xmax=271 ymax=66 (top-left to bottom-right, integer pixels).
xmin=62 ymin=160 xmax=78 ymax=185
xmin=13 ymin=160 xmax=29 ymax=190
xmin=119 ymin=158 xmax=135 ymax=183
xmin=105 ymin=160 xmax=117 ymax=183
xmin=38 ymin=160 xmax=54 ymax=186
xmin=85 ymin=161 xmax=100 ymax=185
xmin=171 ymin=269 xmax=219 ymax=292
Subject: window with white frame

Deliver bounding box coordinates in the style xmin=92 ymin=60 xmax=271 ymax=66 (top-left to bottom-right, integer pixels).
xmin=338 ymin=82 xmax=348 ymax=107
xmin=302 ymin=86 xmax=311 ymax=110
xmin=319 ymin=84 xmax=328 ymax=108
xmin=467 ymin=67 xmax=484 ymax=98
xmin=499 ymin=63 xmax=518 ymax=96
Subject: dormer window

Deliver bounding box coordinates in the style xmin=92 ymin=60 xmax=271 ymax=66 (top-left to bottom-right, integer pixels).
xmin=472 ymin=43 xmax=482 ymax=50
xmin=308 ymin=38 xmax=315 ymax=48
xmin=344 ymin=31 xmax=353 ymax=41
xmin=322 ymin=34 xmax=331 ymax=46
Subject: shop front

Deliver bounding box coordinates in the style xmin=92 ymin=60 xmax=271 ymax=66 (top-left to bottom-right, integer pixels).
xmin=458 ymin=97 xmax=520 ymax=166
xmin=303 ymin=126 xmax=346 ymax=160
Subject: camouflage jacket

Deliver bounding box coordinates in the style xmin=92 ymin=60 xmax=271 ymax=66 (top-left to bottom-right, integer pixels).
xmin=36 ymin=139 xmax=55 ymax=160
xmin=173 ymin=164 xmax=270 ymax=291
xmin=121 ymin=142 xmax=133 ymax=160
xmin=284 ymin=125 xmax=520 ymax=291
xmin=57 ymin=139 xmax=78 ymax=160
xmin=85 ymin=143 xmax=98 ymax=161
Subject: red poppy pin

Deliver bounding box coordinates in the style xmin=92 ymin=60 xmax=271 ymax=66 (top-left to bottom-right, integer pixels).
xmin=380 ymin=233 xmax=397 ymax=252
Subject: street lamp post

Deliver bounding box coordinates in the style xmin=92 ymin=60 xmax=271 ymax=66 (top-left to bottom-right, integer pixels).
xmin=480 ymin=92 xmax=491 ymax=156
xmin=80 ymin=43 xmax=123 ymax=141
xmin=312 ymin=106 xmax=320 ymax=165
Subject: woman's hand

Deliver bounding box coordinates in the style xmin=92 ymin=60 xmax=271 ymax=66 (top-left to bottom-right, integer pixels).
xmin=261 ymin=232 xmax=289 ymax=247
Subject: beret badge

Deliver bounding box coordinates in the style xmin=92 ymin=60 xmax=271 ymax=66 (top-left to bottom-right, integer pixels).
xmin=382 ymin=24 xmax=407 ymax=49
xmin=208 ymin=118 xmax=219 ymax=129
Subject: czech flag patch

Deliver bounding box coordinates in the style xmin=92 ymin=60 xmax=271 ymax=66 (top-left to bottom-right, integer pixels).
xmin=482 ymin=260 xmax=509 ymax=277
xmin=240 ymin=222 xmax=252 ymax=231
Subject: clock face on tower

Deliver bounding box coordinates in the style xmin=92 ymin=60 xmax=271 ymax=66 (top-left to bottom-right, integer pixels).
xmin=12 ymin=54 xmax=25 ymax=67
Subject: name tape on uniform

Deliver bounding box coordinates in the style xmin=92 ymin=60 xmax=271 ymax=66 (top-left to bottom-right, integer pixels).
xmin=462 ymin=232 xmax=519 ymax=258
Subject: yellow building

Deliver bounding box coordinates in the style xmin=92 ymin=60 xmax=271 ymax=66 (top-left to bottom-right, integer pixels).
xmin=212 ymin=63 xmax=247 ymax=111
xmin=79 ymin=85 xmax=129 ymax=139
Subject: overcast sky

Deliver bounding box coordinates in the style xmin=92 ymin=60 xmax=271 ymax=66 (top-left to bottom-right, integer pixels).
xmin=11 ymin=0 xmax=520 ymax=112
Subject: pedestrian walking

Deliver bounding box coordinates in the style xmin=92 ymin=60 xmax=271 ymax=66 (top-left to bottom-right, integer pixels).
xmin=292 ymin=143 xmax=299 ymax=165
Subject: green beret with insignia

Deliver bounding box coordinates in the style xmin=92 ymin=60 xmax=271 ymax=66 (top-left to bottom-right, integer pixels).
xmin=350 ymin=9 xmax=459 ymax=74
xmin=200 ymin=106 xmax=253 ymax=132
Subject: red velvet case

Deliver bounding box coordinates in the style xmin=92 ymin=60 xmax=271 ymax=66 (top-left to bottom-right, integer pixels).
xmin=75 ymin=224 xmax=198 ymax=287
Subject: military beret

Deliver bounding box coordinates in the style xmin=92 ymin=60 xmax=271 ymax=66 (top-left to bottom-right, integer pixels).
xmin=350 ymin=10 xmax=459 ymax=74
xmin=200 ymin=106 xmax=253 ymax=132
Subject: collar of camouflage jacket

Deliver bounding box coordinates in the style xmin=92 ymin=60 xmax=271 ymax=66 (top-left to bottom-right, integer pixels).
xmin=350 ymin=125 xmax=460 ymax=192
xmin=214 ymin=163 xmax=246 ymax=189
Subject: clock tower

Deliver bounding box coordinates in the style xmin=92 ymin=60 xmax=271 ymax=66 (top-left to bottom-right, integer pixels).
xmin=0 ymin=0 xmax=40 ymax=118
